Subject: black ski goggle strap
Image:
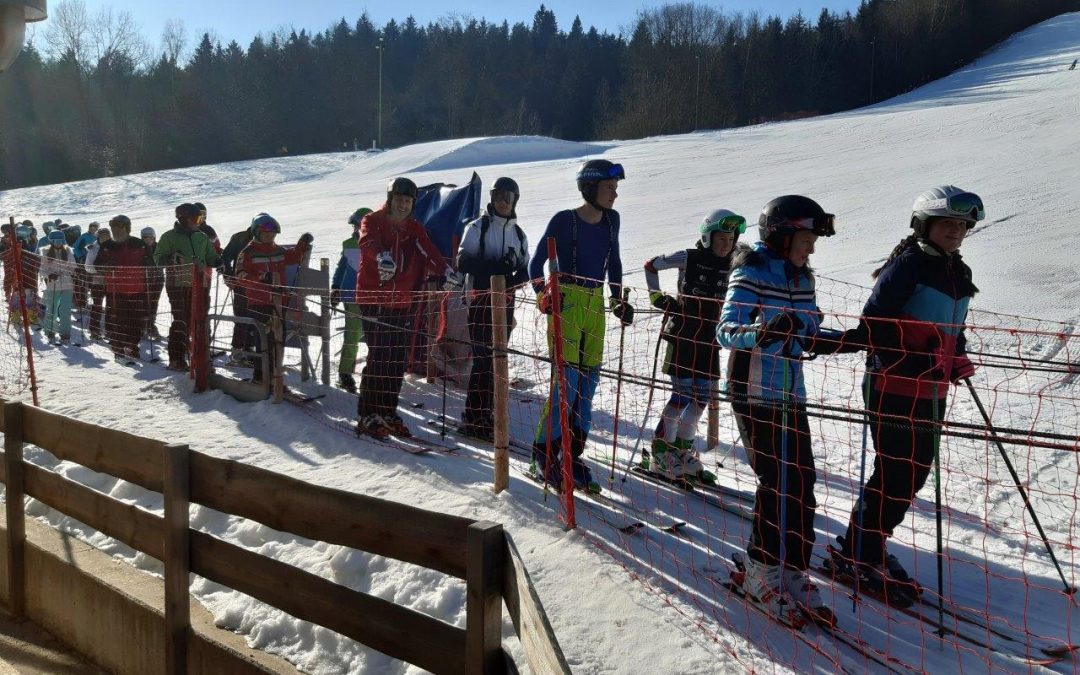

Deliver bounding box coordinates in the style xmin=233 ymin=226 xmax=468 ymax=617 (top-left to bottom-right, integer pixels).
xmin=777 ymin=215 xmax=835 ymax=237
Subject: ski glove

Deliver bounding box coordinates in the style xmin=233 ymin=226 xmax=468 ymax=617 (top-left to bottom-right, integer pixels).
xmin=537 ymin=290 xmax=562 ymax=315
xmin=756 ymin=311 xmax=804 ymax=348
xmin=949 ymin=354 xmax=976 ymax=383
xmin=610 ymin=296 xmax=634 ymax=325
xmin=498 ymin=250 xmax=519 ymax=275
xmin=375 ymin=250 xmax=397 ymax=282
xmin=649 ymin=291 xmax=680 ymax=315
xmin=329 ymin=288 xmax=341 ymax=307
xmin=299 ymin=232 xmax=314 ymax=245
xmin=806 ymin=327 xmax=866 ymax=355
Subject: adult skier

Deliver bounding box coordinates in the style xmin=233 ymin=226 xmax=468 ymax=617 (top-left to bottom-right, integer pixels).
xmin=354 ymin=178 xmax=448 ymax=439
xmin=528 ymin=159 xmax=633 ymax=493
xmin=234 ymin=214 xmax=313 ymax=384
xmin=825 ymin=186 xmax=982 ymax=608
xmin=718 ymin=195 xmax=859 ymax=628
xmin=642 ymin=208 xmax=745 ymax=484
xmin=455 ymin=177 xmax=530 ymax=440
xmin=330 ymin=207 xmax=373 ymax=393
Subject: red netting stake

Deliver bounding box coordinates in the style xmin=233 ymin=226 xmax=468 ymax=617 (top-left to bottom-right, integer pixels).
xmin=8 ymin=221 xmax=39 ymax=407
xmin=546 ymin=237 xmax=576 ymax=529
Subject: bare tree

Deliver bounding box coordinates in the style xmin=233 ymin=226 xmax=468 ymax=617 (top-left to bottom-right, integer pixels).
xmin=161 ymin=18 xmax=187 ymax=65
xmin=91 ymin=5 xmax=150 ymax=72
xmin=43 ymin=0 xmax=91 ymax=63
xmin=42 ymin=0 xmax=149 ymax=72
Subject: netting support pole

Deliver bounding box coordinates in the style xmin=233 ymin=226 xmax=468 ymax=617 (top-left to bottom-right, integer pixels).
xmin=964 ymin=378 xmax=1078 ymax=601
xmin=8 ymin=218 xmax=39 ymax=406
xmin=491 ymin=275 xmax=510 ymax=494
xmin=320 ymin=258 xmax=331 ymax=386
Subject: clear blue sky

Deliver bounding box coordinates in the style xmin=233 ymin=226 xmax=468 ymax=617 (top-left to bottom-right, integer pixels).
xmin=70 ymin=0 xmax=865 ymax=54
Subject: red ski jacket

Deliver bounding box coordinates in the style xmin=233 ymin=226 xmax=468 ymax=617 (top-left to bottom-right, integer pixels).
xmin=235 ymin=239 xmax=310 ymax=307
xmin=355 ymin=207 xmax=446 ymax=310
xmin=97 ymin=237 xmax=150 ymax=296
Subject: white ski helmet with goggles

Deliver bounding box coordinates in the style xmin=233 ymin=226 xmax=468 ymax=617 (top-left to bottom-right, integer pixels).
xmin=910 ymin=186 xmax=984 ymax=238
xmin=700 ymin=209 xmax=746 ymax=248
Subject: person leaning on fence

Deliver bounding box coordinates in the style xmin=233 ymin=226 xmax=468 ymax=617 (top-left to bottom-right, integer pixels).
xmin=641 ymin=208 xmax=746 ymax=485
xmin=93 ymin=215 xmax=151 ymax=365
xmin=527 ymin=159 xmax=633 ymax=494
xmin=717 ymin=195 xmax=862 ymax=629
xmin=83 ymin=227 xmax=111 ymax=340
xmin=154 ymin=203 xmax=222 ymax=372
xmin=222 ymin=217 xmax=259 ymax=365
xmin=455 ymin=177 xmax=530 ymax=442
xmin=39 ymin=229 xmax=75 ymax=345
xmin=330 ymin=207 xmax=373 ymax=394
xmin=825 ymin=186 xmax=982 ymax=609
xmin=354 ymin=177 xmax=449 ymax=440
xmin=234 ymin=214 xmax=313 ymax=385
xmin=140 ymin=227 xmax=165 ymax=339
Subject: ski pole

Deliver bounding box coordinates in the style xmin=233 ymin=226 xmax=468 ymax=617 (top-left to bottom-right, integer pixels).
xmin=609 ymin=286 xmax=630 ymax=483
xmin=964 ymin=378 xmax=1078 ymax=600
xmin=932 ymin=381 xmax=945 ymax=640
xmin=852 ymin=368 xmax=874 ymax=612
xmin=621 ymin=307 xmax=669 ymax=482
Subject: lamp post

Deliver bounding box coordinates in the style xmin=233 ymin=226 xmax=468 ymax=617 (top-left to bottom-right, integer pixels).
xmin=376 ymin=37 xmax=384 ymax=149
xmin=0 ymin=0 xmax=47 ymax=73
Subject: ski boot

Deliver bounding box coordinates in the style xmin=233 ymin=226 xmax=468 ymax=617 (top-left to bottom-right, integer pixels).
xmin=356 ymin=414 xmax=392 ymax=439
xmin=783 ymin=568 xmax=835 ymax=627
xmin=337 ymin=372 xmax=357 ymax=393
xmin=384 ymin=413 xmax=413 ymax=438
xmin=460 ymin=411 xmax=494 ymax=442
xmin=651 ymin=438 xmax=691 ymax=482
xmin=530 ymin=445 xmax=563 ymax=486
xmin=674 ymin=438 xmax=718 ymax=485
xmin=823 ymin=539 xmax=918 ymax=608
xmin=731 ymin=552 xmax=806 ymax=629
xmin=569 ymin=457 xmax=602 ymax=495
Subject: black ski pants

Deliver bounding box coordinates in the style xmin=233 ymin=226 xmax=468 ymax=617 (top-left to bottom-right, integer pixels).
xmin=357 ymin=307 xmax=412 ymax=419
xmin=841 ymin=388 xmax=945 ymax=565
xmin=166 ymin=285 xmax=192 ymax=364
xmin=734 ymin=399 xmax=817 ymax=570
xmin=106 ymin=293 xmax=148 ymax=357
xmin=464 ymin=297 xmax=514 ymax=422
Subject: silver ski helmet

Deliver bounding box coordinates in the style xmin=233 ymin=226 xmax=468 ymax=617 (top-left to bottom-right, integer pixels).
xmin=758 ymin=195 xmax=835 ymax=252
xmin=700 ymin=209 xmax=746 ymax=248
xmin=576 ymin=159 xmax=625 ymax=210
xmin=910 ymin=186 xmax=984 ymax=238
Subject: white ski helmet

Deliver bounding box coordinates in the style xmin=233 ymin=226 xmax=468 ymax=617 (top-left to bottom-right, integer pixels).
xmin=911 ymin=186 xmax=984 ymax=237
xmin=699 ymin=209 xmax=746 ymax=248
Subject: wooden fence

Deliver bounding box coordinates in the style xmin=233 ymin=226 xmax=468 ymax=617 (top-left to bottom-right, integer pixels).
xmin=0 ymin=400 xmax=570 ymax=675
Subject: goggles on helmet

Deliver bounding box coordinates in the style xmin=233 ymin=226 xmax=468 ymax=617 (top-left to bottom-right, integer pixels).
xmin=921 ymin=192 xmax=985 ymax=223
xmin=579 ymin=163 xmax=626 ymax=182
xmin=780 ymin=214 xmax=835 ymax=237
xmin=706 ymin=213 xmax=746 ymax=234
xmin=492 ymin=189 xmax=516 ymax=205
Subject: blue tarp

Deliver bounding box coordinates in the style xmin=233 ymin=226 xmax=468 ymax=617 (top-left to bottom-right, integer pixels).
xmin=414 ymin=172 xmax=483 ymax=261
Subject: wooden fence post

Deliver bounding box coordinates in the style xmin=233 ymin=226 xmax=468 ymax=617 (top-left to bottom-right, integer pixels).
xmin=3 ymin=402 xmax=25 ymax=617
xmin=164 ymin=443 xmax=191 ymax=675
xmin=491 ymin=276 xmax=510 ymax=493
xmin=467 ymin=521 xmax=506 ymax=674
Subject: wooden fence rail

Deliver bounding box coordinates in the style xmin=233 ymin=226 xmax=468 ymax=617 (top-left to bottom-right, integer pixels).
xmin=0 ymin=400 xmax=570 ymax=675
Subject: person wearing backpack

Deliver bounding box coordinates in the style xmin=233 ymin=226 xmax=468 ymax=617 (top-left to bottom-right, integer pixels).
xmin=455 ymin=178 xmax=530 ymax=440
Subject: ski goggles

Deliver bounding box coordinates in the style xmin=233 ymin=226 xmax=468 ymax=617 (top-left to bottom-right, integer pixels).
xmin=706 ymin=213 xmax=747 ymax=234
xmin=580 ymin=163 xmax=626 ymax=182
xmin=923 ymin=192 xmax=985 ymax=223
xmin=491 ymin=189 xmax=517 ymax=205
xmin=783 ymin=214 xmax=835 ymax=237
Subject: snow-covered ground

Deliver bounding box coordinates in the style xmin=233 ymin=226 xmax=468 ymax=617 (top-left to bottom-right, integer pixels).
xmin=3 ymin=12 xmax=1080 ymax=675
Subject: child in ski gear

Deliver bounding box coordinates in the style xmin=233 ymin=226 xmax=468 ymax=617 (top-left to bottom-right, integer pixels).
xmin=141 ymin=227 xmax=164 ymax=339
xmin=643 ymin=208 xmax=744 ymax=483
xmin=235 ymin=214 xmax=313 ymax=384
xmin=222 ymin=217 xmax=259 ymax=363
xmin=72 ymin=221 xmax=99 ymax=313
xmin=828 ymin=186 xmax=983 ymax=608
xmin=528 ymin=159 xmax=630 ymax=493
xmin=94 ymin=215 xmax=151 ymax=364
xmin=455 ymin=177 xmax=530 ymax=440
xmin=83 ymin=227 xmax=110 ymax=339
xmin=354 ymin=178 xmax=448 ymax=439
xmin=154 ymin=203 xmax=221 ymax=370
xmin=193 ymin=202 xmax=223 ymax=254
xmin=39 ymin=229 xmax=75 ymax=343
xmin=330 ymin=207 xmax=373 ymax=393
xmin=718 ymin=195 xmax=859 ymax=627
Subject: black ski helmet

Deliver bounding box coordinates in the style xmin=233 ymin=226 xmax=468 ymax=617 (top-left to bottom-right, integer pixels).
xmin=757 ymin=195 xmax=835 ymax=252
xmin=576 ymin=159 xmax=625 ymax=210
xmin=175 ymin=203 xmax=200 ymax=222
xmin=386 ymin=177 xmax=418 ymax=207
xmin=490 ymin=176 xmax=520 ymax=212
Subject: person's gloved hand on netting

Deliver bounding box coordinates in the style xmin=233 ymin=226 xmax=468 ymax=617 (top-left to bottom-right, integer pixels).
xmin=756 ymin=310 xmax=804 ymax=348
xmin=610 ymin=295 xmax=634 ymax=325
xmin=443 ymin=269 xmax=463 ymax=291
xmin=537 ymin=290 xmax=562 ymax=315
xmin=329 ymin=288 xmax=341 ymax=308
xmin=805 ymin=326 xmax=867 ymax=355
xmin=649 ymin=291 xmax=680 ymax=315
xmin=299 ymin=232 xmax=314 ymax=245
xmin=498 ymin=250 xmax=519 ymax=276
